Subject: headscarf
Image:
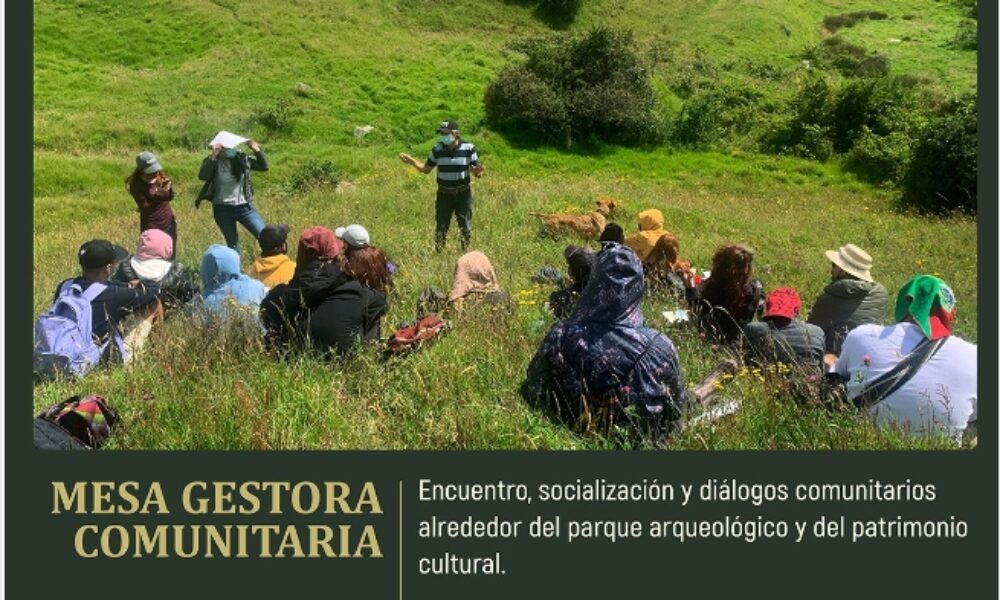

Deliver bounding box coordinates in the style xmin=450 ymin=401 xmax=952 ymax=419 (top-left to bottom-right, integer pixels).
xmin=448 ymin=251 xmax=501 ymax=301
xmin=762 ymin=287 xmax=802 ymax=320
xmin=525 ymin=244 xmax=686 ymax=419
xmin=624 ymin=209 xmax=668 ymax=261
xmin=136 ymin=229 xmax=173 ymax=261
xmin=894 ymin=274 xmax=957 ymax=340
xmin=200 ymin=244 xmax=267 ymax=311
xmin=297 ymin=226 xmax=344 ymax=267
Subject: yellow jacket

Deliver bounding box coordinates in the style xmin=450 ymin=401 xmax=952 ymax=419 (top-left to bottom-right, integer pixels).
xmin=624 ymin=209 xmax=669 ymax=261
xmin=249 ymin=254 xmax=296 ymax=288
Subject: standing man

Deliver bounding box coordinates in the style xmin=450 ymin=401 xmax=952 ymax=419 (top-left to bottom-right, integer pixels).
xmin=197 ymin=137 xmax=269 ymax=252
xmin=400 ymin=119 xmax=485 ymax=252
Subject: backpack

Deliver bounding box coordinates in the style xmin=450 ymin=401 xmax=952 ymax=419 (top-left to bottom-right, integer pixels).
xmin=35 ymin=395 xmax=120 ymax=449
xmin=33 ymin=281 xmax=124 ymax=378
xmin=386 ymin=314 xmax=448 ymax=355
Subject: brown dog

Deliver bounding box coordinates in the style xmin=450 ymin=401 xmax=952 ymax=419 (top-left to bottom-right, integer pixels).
xmin=532 ymin=197 xmax=618 ymax=240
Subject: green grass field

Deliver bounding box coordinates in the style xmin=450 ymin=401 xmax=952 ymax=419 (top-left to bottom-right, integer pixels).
xmin=32 ymin=0 xmax=977 ymax=450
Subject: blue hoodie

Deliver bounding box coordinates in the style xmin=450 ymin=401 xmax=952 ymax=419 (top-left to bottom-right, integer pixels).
xmin=200 ymin=244 xmax=266 ymax=318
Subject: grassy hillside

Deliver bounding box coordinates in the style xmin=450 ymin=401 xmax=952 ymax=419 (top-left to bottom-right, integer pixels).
xmin=32 ymin=0 xmax=977 ymax=449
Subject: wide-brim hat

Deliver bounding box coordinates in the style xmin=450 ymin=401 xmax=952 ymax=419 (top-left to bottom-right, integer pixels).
xmin=825 ymin=244 xmax=873 ymax=282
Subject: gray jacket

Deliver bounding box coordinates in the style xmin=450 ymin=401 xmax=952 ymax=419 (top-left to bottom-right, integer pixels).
xmin=806 ymin=278 xmax=888 ymax=354
xmin=744 ymin=318 xmax=825 ymax=370
xmin=197 ymin=148 xmax=269 ymax=206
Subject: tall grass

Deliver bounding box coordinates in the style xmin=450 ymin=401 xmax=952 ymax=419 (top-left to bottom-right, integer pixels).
xmin=32 ymin=0 xmax=977 ymax=449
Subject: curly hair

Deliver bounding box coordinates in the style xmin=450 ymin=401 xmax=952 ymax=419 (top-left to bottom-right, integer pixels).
xmin=701 ymin=244 xmax=755 ymax=316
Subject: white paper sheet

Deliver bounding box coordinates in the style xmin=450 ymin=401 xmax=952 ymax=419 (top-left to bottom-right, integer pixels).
xmin=209 ymin=130 xmax=249 ymax=148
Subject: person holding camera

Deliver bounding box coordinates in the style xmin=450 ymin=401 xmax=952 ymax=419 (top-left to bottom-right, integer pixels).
xmin=127 ymin=151 xmax=177 ymax=258
xmin=196 ymin=138 xmax=269 ymax=253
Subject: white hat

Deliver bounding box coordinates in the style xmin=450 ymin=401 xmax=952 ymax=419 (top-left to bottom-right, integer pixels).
xmin=825 ymin=244 xmax=874 ymax=282
xmin=335 ymin=224 xmax=370 ymax=248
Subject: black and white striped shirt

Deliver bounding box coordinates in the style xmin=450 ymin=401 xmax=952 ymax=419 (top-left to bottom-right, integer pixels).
xmin=426 ymin=141 xmax=479 ymax=189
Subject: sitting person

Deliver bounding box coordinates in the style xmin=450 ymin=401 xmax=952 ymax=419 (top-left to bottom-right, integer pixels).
xmin=448 ymin=251 xmax=511 ymax=313
xmin=743 ymin=287 xmax=825 ymax=371
xmin=248 ymin=224 xmax=296 ymax=288
xmin=335 ymin=224 xmax=392 ymax=295
xmin=687 ymin=244 xmax=763 ymax=344
xmin=42 ymin=240 xmax=162 ymax=369
xmin=624 ymin=208 xmax=672 ymax=262
xmin=548 ymin=245 xmax=594 ymax=319
xmin=806 ymin=243 xmax=888 ymax=356
xmin=261 ymin=226 xmax=386 ymax=357
xmin=523 ymin=243 xmax=690 ymax=438
xmin=199 ymin=244 xmax=267 ymax=321
xmin=598 ymin=222 xmax=624 ymax=246
xmin=643 ymin=233 xmax=690 ymax=296
xmin=112 ymin=228 xmax=199 ymax=311
xmin=833 ymin=275 xmax=976 ymax=443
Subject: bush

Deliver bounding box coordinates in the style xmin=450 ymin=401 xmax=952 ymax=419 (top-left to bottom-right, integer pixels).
xmin=253 ymin=97 xmax=300 ymax=135
xmin=286 ymin=159 xmax=341 ymax=192
xmin=535 ymin=0 xmax=583 ymax=26
xmin=829 ymin=76 xmax=920 ymax=152
xmin=844 ymin=128 xmax=913 ymax=184
xmin=484 ymin=26 xmax=664 ymax=147
xmin=672 ymin=83 xmax=767 ymax=147
xmin=901 ymin=95 xmax=977 ymax=214
xmin=951 ymin=18 xmax=977 ymax=50
xmin=805 ymin=37 xmax=890 ymax=78
xmin=822 ymin=11 xmax=889 ymax=33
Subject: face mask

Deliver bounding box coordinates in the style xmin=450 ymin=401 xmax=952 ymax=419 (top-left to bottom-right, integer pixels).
xmin=440 ymin=134 xmax=454 ymax=146
xmin=224 ymin=148 xmax=237 ymax=158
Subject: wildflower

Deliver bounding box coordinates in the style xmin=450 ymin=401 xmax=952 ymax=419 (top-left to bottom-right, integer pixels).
xmin=863 ymin=354 xmax=872 ymax=367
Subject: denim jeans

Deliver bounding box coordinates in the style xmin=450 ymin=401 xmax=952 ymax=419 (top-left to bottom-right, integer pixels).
xmin=213 ymin=203 xmax=265 ymax=252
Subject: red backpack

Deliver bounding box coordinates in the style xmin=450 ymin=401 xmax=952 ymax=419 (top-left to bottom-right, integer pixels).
xmin=386 ymin=314 xmax=448 ymax=355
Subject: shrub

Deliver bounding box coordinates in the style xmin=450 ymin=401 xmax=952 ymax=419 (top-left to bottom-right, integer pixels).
xmin=829 ymin=76 xmax=920 ymax=153
xmin=822 ymin=11 xmax=889 ymax=33
xmin=672 ymin=83 xmax=766 ymax=147
xmin=805 ymin=37 xmax=890 ymax=78
xmin=951 ymin=18 xmax=977 ymax=50
xmin=844 ymin=128 xmax=913 ymax=184
xmin=901 ymin=95 xmax=977 ymax=214
xmin=253 ymin=97 xmax=300 ymax=135
xmin=535 ymin=0 xmax=583 ymax=26
xmin=484 ymin=26 xmax=664 ymax=147
xmin=286 ymin=159 xmax=341 ymax=192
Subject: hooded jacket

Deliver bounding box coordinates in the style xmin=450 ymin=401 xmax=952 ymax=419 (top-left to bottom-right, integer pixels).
xmin=524 ymin=243 xmax=689 ymax=427
xmin=249 ymin=254 xmax=297 ymax=288
xmin=624 ymin=209 xmax=669 ymax=262
xmin=806 ymin=278 xmax=889 ymax=354
xmin=199 ymin=244 xmax=267 ymax=318
xmin=261 ymin=261 xmax=387 ymax=357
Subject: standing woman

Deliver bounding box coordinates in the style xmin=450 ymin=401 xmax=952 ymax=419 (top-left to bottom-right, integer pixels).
xmin=196 ymin=138 xmax=269 ymax=253
xmin=127 ymin=151 xmax=177 ymax=258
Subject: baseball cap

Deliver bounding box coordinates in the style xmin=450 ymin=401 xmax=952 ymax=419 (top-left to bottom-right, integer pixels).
xmin=79 ymin=239 xmax=129 ymax=269
xmin=136 ymin=151 xmax=163 ymax=174
xmin=437 ymin=119 xmax=459 ymax=133
xmin=763 ymin=287 xmax=801 ymax=320
xmin=335 ymin=224 xmax=371 ymax=248
xmin=258 ymin=224 xmax=291 ymax=253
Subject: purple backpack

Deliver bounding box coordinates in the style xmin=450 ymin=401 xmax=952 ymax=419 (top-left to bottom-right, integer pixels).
xmin=33 ymin=281 xmax=123 ymax=378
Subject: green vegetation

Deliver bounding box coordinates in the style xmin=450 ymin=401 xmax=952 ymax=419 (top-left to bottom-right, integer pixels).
xmin=32 ymin=0 xmax=977 ymax=449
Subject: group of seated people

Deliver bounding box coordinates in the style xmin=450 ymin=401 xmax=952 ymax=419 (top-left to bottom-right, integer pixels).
xmin=525 ymin=213 xmax=977 ymax=445
xmin=39 ymin=206 xmax=976 ymax=446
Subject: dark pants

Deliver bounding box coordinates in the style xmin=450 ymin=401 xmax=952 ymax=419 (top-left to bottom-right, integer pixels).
xmin=435 ymin=188 xmax=472 ymax=251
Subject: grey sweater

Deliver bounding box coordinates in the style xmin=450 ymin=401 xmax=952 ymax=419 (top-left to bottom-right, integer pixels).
xmin=806 ymin=278 xmax=889 ymax=354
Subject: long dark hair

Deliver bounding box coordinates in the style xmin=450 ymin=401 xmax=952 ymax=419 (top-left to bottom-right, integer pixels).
xmin=701 ymin=244 xmax=755 ymax=315
xmin=340 ymin=246 xmax=391 ymax=294
xmin=125 ymin=167 xmax=166 ymax=189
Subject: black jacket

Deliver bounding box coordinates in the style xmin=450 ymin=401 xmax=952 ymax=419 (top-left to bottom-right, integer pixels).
xmin=261 ymin=261 xmax=387 ymax=357
xmin=197 ymin=148 xmax=268 ymax=205
xmin=112 ymin=258 xmax=199 ymax=311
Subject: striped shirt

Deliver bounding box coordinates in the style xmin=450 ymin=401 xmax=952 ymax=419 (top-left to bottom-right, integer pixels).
xmin=426 ymin=141 xmax=479 ymax=189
